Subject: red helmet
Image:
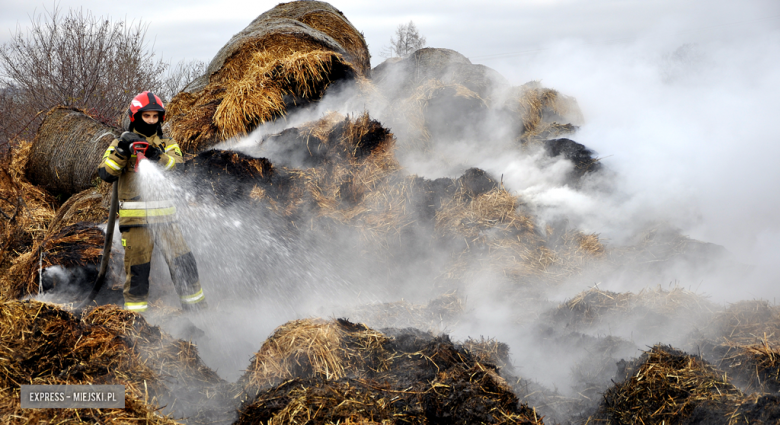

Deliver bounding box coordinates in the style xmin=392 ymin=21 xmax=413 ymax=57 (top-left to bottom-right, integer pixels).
xmin=127 ymin=91 xmax=165 ymax=123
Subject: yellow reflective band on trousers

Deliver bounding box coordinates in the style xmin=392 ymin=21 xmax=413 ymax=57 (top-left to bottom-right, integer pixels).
xmin=124 ymin=301 xmax=148 ymax=312
xmin=119 ymin=206 xmax=177 ymax=218
xmin=180 ymin=288 xmax=205 ymax=304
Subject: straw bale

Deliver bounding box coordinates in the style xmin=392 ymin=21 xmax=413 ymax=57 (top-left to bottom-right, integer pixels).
xmin=372 ymin=48 xmax=510 ymax=101
xmin=590 ymin=345 xmax=744 ymax=425
xmin=168 ymin=1 xmax=368 ymax=152
xmin=237 ymin=319 xmax=543 ymax=425
xmin=188 ymin=1 xmax=367 ymax=92
xmin=25 ymin=106 xmax=121 ymax=196
xmin=262 ymin=1 xmax=370 ymax=74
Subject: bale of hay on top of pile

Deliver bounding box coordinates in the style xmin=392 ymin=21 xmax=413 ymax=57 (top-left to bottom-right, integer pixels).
xmin=25 ymin=106 xmax=121 ymax=197
xmin=371 ymin=48 xmax=584 ymax=150
xmin=236 ymin=317 xmax=543 ymax=425
xmin=372 ymin=48 xmax=510 ymax=101
xmin=372 ymin=48 xmax=506 ymax=149
xmin=0 ymin=300 xmax=227 ymax=424
xmin=167 ymin=1 xmax=370 ymax=153
xmin=252 ymin=0 xmax=370 ymax=74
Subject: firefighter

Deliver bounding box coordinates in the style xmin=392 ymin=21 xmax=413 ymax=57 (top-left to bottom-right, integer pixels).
xmin=98 ymin=91 xmax=207 ymax=313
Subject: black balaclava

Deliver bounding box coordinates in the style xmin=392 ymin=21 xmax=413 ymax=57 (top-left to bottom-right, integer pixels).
xmin=131 ymin=115 xmax=162 ymax=138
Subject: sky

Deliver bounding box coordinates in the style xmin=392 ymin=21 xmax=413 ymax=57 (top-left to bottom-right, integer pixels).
xmin=2 ymin=0 xmax=778 ymax=71
xmin=3 ymin=0 xmax=780 ymax=292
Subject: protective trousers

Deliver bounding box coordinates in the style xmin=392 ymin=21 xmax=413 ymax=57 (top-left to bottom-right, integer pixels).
xmin=121 ymin=224 xmax=206 ymax=312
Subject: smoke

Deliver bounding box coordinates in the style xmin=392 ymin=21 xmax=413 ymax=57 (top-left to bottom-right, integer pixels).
xmin=94 ymin=6 xmax=779 ymax=422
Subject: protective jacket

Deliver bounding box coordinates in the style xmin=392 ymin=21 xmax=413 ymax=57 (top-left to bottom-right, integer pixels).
xmin=97 ymin=128 xmax=204 ymax=312
xmin=98 ymin=130 xmax=184 ymax=228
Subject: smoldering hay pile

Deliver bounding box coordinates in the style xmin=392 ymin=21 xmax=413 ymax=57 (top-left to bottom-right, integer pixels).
xmin=0 ymin=300 xmax=227 ymax=424
xmin=233 ymin=318 xmax=543 ymax=424
xmin=0 ymin=0 xmax=776 ymax=423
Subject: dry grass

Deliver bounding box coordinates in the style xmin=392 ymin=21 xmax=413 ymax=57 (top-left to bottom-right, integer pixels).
xmin=0 ymin=300 xmax=182 ymax=423
xmin=214 ymin=49 xmax=347 ymax=140
xmin=0 ymin=140 xmax=57 ymax=301
xmin=239 ymin=318 xmax=392 ymax=392
xmin=168 ymin=17 xmax=362 ymax=153
xmin=236 ymin=318 xmax=544 ymax=425
xmin=592 ymin=345 xmax=745 ymax=425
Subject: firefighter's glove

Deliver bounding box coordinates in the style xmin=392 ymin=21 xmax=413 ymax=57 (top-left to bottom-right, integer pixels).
xmin=145 ymin=145 xmax=162 ymax=162
xmin=117 ymin=132 xmax=144 ymax=158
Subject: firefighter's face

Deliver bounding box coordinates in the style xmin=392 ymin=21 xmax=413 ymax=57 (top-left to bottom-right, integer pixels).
xmin=141 ymin=111 xmax=159 ymax=125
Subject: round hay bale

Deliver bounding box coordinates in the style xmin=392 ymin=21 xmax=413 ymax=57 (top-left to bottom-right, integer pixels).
xmin=372 ymin=49 xmax=507 ymax=148
xmin=372 ymin=48 xmax=585 ymax=147
xmin=167 ymin=1 xmax=369 ymax=152
xmin=372 ymin=47 xmax=510 ymax=101
xmin=24 ymin=106 xmax=121 ymax=197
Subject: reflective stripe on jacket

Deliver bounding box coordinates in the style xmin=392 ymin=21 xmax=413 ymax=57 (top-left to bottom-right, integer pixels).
xmin=97 ymin=130 xmax=184 ymax=227
xmin=119 ymin=200 xmax=177 ymax=219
